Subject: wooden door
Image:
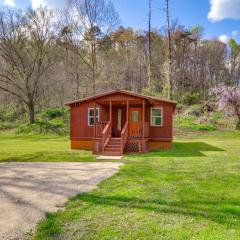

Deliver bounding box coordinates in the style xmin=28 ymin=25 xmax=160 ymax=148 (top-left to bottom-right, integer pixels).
xmin=129 ymin=108 xmax=142 ymax=138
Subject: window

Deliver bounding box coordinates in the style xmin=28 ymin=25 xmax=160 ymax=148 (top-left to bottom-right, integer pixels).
xmin=88 ymin=108 xmax=100 ymax=126
xmin=151 ymin=108 xmax=163 ymax=126
xmin=132 ymin=111 xmax=139 ymax=123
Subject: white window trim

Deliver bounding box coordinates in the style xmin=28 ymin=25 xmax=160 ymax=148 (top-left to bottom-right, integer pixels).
xmin=150 ymin=107 xmax=163 ymax=127
xmin=88 ymin=108 xmax=100 ymax=126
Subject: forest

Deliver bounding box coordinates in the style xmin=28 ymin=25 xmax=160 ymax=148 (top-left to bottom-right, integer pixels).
xmin=0 ymin=0 xmax=239 ymax=130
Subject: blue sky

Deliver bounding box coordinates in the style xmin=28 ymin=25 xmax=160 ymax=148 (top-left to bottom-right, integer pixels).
xmin=111 ymin=0 xmax=240 ymax=43
xmin=1 ymin=0 xmax=240 ymax=43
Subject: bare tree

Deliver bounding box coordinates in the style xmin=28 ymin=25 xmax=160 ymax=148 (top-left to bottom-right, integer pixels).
xmin=162 ymin=0 xmax=172 ymax=99
xmin=0 ymin=8 xmax=61 ymax=123
xmin=62 ymin=0 xmax=119 ymax=94
xmin=147 ymin=0 xmax=153 ymax=91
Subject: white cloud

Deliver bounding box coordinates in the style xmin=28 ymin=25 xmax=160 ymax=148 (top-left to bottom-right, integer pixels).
xmin=218 ymin=34 xmax=229 ymax=43
xmin=31 ymin=0 xmax=46 ymax=9
xmin=232 ymin=30 xmax=239 ymax=37
xmin=30 ymin=0 xmax=67 ymax=9
xmin=4 ymin=0 xmax=15 ymax=7
xmin=208 ymin=0 xmax=240 ymax=22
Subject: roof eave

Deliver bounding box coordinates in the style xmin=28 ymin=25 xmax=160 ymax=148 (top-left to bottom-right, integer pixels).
xmin=64 ymin=89 xmax=177 ymax=106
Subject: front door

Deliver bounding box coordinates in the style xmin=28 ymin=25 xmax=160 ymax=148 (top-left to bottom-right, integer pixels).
xmin=129 ymin=108 xmax=142 ymax=138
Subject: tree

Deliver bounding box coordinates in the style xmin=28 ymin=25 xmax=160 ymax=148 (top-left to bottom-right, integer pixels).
xmin=0 ymin=8 xmax=61 ymax=123
xmin=62 ymin=0 xmax=119 ymax=94
xmin=147 ymin=0 xmax=153 ymax=91
xmin=162 ymin=0 xmax=172 ymax=99
xmin=212 ymin=85 xmax=240 ymax=129
xmin=229 ymin=38 xmax=240 ymax=85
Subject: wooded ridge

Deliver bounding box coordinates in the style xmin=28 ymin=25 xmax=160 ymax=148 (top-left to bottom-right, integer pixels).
xmin=0 ymin=0 xmax=239 ymax=125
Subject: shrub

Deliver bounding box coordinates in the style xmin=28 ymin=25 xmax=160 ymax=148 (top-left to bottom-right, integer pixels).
xmin=17 ymin=123 xmax=40 ymax=134
xmin=208 ymin=112 xmax=222 ymax=125
xmin=0 ymin=121 xmax=18 ymax=130
xmin=175 ymin=115 xmax=216 ymax=132
xmin=180 ymin=92 xmax=201 ymax=105
xmin=44 ymin=108 xmax=65 ymax=119
xmin=175 ymin=116 xmax=196 ymax=128
xmin=184 ymin=105 xmax=204 ymax=117
xmin=0 ymin=104 xmax=19 ymax=122
xmin=191 ymin=123 xmax=216 ymax=131
xmin=17 ymin=119 xmax=67 ymax=135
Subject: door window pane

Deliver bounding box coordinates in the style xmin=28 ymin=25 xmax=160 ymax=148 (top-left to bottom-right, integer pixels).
xmin=132 ymin=111 xmax=139 ymax=123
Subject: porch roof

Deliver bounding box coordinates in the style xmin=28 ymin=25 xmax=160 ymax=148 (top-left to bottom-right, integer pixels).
xmin=65 ymin=89 xmax=177 ymax=107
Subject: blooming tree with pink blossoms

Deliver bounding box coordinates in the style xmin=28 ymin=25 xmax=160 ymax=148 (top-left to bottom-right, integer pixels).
xmin=212 ymin=86 xmax=240 ymax=130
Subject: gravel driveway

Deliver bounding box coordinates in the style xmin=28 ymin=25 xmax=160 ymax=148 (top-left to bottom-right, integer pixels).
xmin=0 ymin=162 xmax=123 ymax=240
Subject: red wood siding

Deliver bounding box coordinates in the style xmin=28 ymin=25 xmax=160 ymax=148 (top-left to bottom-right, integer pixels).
xmin=70 ymin=102 xmax=109 ymax=140
xmin=69 ymin=92 xmax=175 ymax=145
xmin=148 ymin=101 xmax=174 ymax=141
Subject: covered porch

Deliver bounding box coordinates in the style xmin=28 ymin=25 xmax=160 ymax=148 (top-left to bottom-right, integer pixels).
xmin=92 ymin=99 xmax=150 ymax=155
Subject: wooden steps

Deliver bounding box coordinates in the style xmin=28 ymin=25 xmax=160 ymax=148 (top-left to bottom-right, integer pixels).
xmin=103 ymin=138 xmax=122 ymax=156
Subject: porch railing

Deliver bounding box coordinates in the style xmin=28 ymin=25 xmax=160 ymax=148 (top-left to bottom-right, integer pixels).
xmin=102 ymin=121 xmax=111 ymax=152
xmin=120 ymin=121 xmax=128 ymax=155
xmin=96 ymin=121 xmax=108 ymax=137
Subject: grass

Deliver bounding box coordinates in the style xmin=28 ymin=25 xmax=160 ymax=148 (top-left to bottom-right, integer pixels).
xmin=1 ymin=129 xmax=240 ymax=239
xmin=32 ymin=130 xmax=240 ymax=240
xmin=0 ymin=131 xmax=96 ymax=162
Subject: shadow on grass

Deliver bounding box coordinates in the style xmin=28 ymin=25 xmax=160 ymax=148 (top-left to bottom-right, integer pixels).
xmin=72 ymin=193 xmax=240 ymax=227
xmin=130 ymin=142 xmax=225 ymax=158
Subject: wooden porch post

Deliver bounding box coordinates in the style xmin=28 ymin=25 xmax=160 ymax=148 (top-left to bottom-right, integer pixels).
xmin=127 ymin=100 xmax=129 ymax=121
xmin=109 ymin=100 xmax=112 ymax=122
xmin=142 ymin=100 xmax=145 ymax=139
xmin=94 ymin=102 xmax=96 ymax=138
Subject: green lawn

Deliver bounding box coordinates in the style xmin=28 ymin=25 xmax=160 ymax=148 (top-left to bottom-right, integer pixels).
xmin=32 ymin=130 xmax=240 ymax=240
xmin=1 ymin=130 xmax=240 ymax=239
xmin=0 ymin=131 xmax=96 ymax=162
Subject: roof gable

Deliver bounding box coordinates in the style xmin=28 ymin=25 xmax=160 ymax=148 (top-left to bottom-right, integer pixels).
xmin=65 ymin=89 xmax=176 ymax=106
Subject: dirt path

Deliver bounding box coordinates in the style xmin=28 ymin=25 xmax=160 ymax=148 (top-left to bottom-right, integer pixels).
xmin=0 ymin=162 xmax=123 ymax=240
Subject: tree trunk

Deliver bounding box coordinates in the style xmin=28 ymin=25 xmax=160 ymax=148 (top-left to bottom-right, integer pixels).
xmin=28 ymin=101 xmax=35 ymax=124
xmin=236 ymin=114 xmax=240 ymax=130
xmin=165 ymin=0 xmax=172 ymax=99
xmin=91 ymin=40 xmax=97 ymax=95
xmin=147 ymin=0 xmax=153 ymax=91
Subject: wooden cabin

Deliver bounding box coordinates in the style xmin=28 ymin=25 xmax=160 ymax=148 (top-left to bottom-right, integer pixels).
xmin=66 ymin=89 xmax=176 ymax=156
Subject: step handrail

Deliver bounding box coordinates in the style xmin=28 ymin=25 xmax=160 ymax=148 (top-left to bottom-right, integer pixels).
xmin=120 ymin=121 xmax=128 ymax=155
xmin=102 ymin=121 xmax=111 ymax=152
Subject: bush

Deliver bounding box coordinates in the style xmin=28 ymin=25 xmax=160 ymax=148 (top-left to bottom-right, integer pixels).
xmin=180 ymin=92 xmax=201 ymax=105
xmin=17 ymin=119 xmax=67 ymax=135
xmin=208 ymin=112 xmax=222 ymax=125
xmin=191 ymin=123 xmax=216 ymax=131
xmin=0 ymin=104 xmax=19 ymax=122
xmin=175 ymin=116 xmax=196 ymax=128
xmin=175 ymin=115 xmax=216 ymax=132
xmin=43 ymin=108 xmax=65 ymax=119
xmin=184 ymin=105 xmax=204 ymax=117
xmin=0 ymin=121 xmax=18 ymax=130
